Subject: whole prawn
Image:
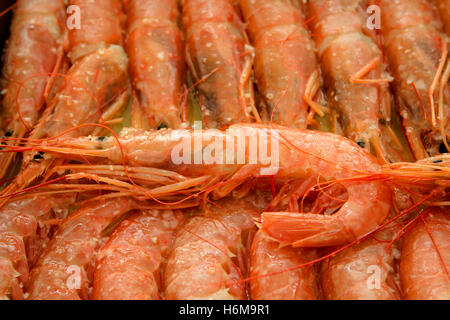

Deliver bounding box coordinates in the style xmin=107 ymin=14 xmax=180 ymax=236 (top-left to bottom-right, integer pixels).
xmin=124 ymin=0 xmax=187 ymax=129
xmin=0 ymin=0 xmax=65 ymax=179
xmin=164 ymin=196 xmax=259 ymax=299
xmin=306 ymin=0 xmax=402 ymax=163
xmin=92 ymin=209 xmax=182 ymax=300
xmin=28 ymin=124 xmax=393 ymax=248
xmin=399 ymin=207 xmax=450 ymax=300
xmin=371 ymin=0 xmax=449 ymax=159
xmin=239 ymin=0 xmax=324 ymax=128
xmin=182 ymin=0 xmax=256 ymax=128
xmin=0 ymin=0 xmax=130 ymax=207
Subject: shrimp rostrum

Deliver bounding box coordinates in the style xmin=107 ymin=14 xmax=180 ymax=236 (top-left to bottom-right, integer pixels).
xmin=21 ymin=123 xmax=405 ymax=248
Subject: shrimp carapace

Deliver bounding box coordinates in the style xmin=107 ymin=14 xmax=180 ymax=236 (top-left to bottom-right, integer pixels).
xmin=239 ymin=0 xmax=324 ymax=128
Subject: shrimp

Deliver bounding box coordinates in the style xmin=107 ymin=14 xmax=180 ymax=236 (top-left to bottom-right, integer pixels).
xmin=435 ymin=0 xmax=450 ymax=36
xmin=164 ymin=196 xmax=258 ymax=300
xmin=0 ymin=0 xmax=129 ymax=207
xmin=320 ymin=225 xmax=401 ymax=300
xmin=92 ymin=209 xmax=183 ymax=300
xmin=0 ymin=193 xmax=76 ymax=300
xmin=239 ymin=0 xmax=324 ymax=128
xmin=0 ymin=0 xmax=65 ymax=179
xmin=124 ymin=0 xmax=187 ymax=130
xmin=27 ymin=197 xmax=137 ymax=300
xmin=372 ymin=0 xmax=449 ymax=159
xmin=28 ymin=124 xmax=392 ymax=248
xmin=306 ymin=0 xmax=401 ymax=163
xmin=399 ymin=208 xmax=450 ymax=300
xmin=250 ymin=230 xmax=321 ymax=300
xmin=182 ymin=0 xmax=256 ymax=128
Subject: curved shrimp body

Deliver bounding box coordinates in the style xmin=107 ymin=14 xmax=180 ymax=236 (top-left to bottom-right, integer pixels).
xmin=307 ymin=0 xmax=396 ymax=162
xmin=92 ymin=209 xmax=182 ymax=300
xmin=250 ymin=230 xmax=320 ymax=300
xmin=320 ymin=227 xmax=401 ymax=300
xmin=399 ymin=208 xmax=450 ymax=300
xmin=27 ymin=197 xmax=137 ymax=300
xmin=374 ymin=0 xmax=449 ymax=159
xmin=0 ymin=0 xmax=129 ymax=206
xmin=0 ymin=194 xmax=76 ymax=299
xmin=0 ymin=0 xmax=65 ymax=178
xmin=239 ymin=0 xmax=321 ymax=128
xmin=164 ymin=197 xmax=258 ymax=300
xmin=182 ymin=0 xmax=255 ymax=128
xmin=125 ymin=0 xmax=186 ymax=129
xmin=435 ymin=0 xmax=450 ymax=36
xmin=35 ymin=124 xmax=391 ymax=248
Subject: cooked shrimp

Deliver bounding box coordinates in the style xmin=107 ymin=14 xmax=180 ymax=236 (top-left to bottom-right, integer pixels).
xmin=0 ymin=0 xmax=65 ymax=179
xmin=27 ymin=197 xmax=137 ymax=300
xmin=92 ymin=209 xmax=183 ymax=300
xmin=239 ymin=0 xmax=324 ymax=128
xmin=0 ymin=193 xmax=76 ymax=299
xmin=124 ymin=0 xmax=187 ymax=129
xmin=0 ymin=0 xmax=129 ymax=207
xmin=306 ymin=0 xmax=401 ymax=163
xmin=182 ymin=0 xmax=256 ymax=128
xmin=164 ymin=196 xmax=258 ymax=299
xmin=372 ymin=0 xmax=449 ymax=159
xmin=250 ymin=230 xmax=320 ymax=300
xmin=399 ymin=208 xmax=450 ymax=300
xmin=27 ymin=124 xmax=392 ymax=247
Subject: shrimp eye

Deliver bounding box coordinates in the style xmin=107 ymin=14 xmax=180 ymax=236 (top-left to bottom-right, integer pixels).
xmin=356 ymin=140 xmax=365 ymax=148
xmin=439 ymin=140 xmax=449 ymax=154
xmin=158 ymin=122 xmax=168 ymax=130
xmin=97 ymin=136 xmax=106 ymax=142
xmin=5 ymin=130 xmax=13 ymax=137
xmin=33 ymin=153 xmax=44 ymax=162
xmin=432 ymin=159 xmax=443 ymax=163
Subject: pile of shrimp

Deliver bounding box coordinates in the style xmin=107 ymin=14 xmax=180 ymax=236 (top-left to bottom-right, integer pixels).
xmin=0 ymin=0 xmax=448 ymax=300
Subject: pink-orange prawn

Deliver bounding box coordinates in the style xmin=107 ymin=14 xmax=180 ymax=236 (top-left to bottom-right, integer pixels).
xmin=0 ymin=193 xmax=76 ymax=299
xmin=372 ymin=0 xmax=449 ymax=159
xmin=92 ymin=209 xmax=183 ymax=300
xmin=22 ymin=124 xmax=393 ymax=248
xmin=182 ymin=0 xmax=257 ymax=128
xmin=399 ymin=207 xmax=450 ymax=300
xmin=26 ymin=197 xmax=137 ymax=300
xmin=239 ymin=0 xmax=324 ymax=128
xmin=164 ymin=196 xmax=259 ymax=299
xmin=0 ymin=0 xmax=65 ymax=179
xmin=124 ymin=0 xmax=187 ymax=129
xmin=306 ymin=0 xmax=402 ymax=163
xmin=0 ymin=0 xmax=130 ymax=207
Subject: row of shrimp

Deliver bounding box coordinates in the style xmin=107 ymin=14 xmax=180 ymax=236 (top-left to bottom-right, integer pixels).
xmin=0 ymin=0 xmax=448 ymax=300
